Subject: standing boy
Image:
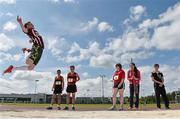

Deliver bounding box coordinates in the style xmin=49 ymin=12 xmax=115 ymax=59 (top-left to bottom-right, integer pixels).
xmin=151 ymin=64 xmax=170 ymax=109
xmin=47 ymin=69 xmax=64 ymax=110
xmin=64 ymin=66 xmax=80 ymax=111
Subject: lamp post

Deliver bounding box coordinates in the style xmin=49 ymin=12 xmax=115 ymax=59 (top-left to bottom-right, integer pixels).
xmin=100 ymin=75 xmax=105 ymax=103
xmin=34 ymin=79 xmax=39 ymax=103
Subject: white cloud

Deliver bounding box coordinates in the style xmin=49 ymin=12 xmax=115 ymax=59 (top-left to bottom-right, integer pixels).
xmin=80 ymin=17 xmax=114 ymax=33
xmin=90 ymin=54 xmax=116 ymax=68
xmin=66 ymin=41 xmax=101 ymax=63
xmin=5 ymin=12 xmax=14 ymax=17
xmin=60 ymin=3 xmax=180 ymax=68
xmin=47 ymin=37 xmax=69 ymax=60
xmin=0 ymin=33 xmax=15 ymax=51
xmin=0 ymin=52 xmax=22 ymax=63
xmin=98 ymin=22 xmax=114 ymax=32
xmin=0 ymin=71 xmax=55 ymax=94
xmin=81 ymin=72 xmax=91 ymax=78
xmin=130 ymin=5 xmax=146 ymax=21
xmin=138 ymin=3 xmax=180 ymax=50
xmin=0 ymin=0 xmax=16 ymax=4
xmin=81 ymin=17 xmax=99 ymax=32
xmin=151 ymin=20 xmax=180 ymax=50
xmin=3 ymin=21 xmax=17 ymax=31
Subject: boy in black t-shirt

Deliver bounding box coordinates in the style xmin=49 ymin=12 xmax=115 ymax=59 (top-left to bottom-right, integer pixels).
xmin=151 ymin=64 xmax=170 ymax=109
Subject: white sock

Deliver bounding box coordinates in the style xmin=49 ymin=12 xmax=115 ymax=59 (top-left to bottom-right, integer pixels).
xmin=14 ymin=66 xmax=28 ymax=71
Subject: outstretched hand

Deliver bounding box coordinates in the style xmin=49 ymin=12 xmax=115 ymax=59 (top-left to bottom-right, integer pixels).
xmin=17 ymin=16 xmax=22 ymax=23
xmin=22 ymin=48 xmax=31 ymax=53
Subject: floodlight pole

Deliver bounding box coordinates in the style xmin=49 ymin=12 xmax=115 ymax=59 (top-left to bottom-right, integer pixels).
xmin=100 ymin=75 xmax=105 ymax=103
xmin=34 ymin=79 xmax=39 ymax=103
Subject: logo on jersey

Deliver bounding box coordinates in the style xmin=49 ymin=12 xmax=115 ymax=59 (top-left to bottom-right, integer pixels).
xmin=114 ymin=75 xmax=119 ymax=80
xmin=68 ymin=78 xmax=75 ymax=83
xmin=55 ymin=81 xmax=61 ymax=85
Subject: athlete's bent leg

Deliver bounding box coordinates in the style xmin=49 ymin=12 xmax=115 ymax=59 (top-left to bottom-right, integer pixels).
xmin=14 ymin=58 xmax=35 ymax=71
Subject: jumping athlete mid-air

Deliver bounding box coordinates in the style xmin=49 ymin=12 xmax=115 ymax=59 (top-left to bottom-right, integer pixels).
xmin=3 ymin=16 xmax=44 ymax=75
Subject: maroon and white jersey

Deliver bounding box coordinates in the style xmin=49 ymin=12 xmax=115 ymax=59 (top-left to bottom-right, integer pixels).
xmin=26 ymin=28 xmax=44 ymax=48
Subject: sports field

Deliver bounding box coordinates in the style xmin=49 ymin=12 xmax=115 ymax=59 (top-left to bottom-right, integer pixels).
xmin=0 ymin=103 xmax=180 ymax=119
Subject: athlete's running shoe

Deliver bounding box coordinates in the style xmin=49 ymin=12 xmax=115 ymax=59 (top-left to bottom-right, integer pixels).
xmin=109 ymin=106 xmax=117 ymax=111
xmin=119 ymin=106 xmax=124 ymax=111
xmin=57 ymin=107 xmax=61 ymax=110
xmin=72 ymin=106 xmax=75 ymax=111
xmin=165 ymin=107 xmax=170 ymax=110
xmin=3 ymin=65 xmax=13 ymax=75
xmin=46 ymin=107 xmax=53 ymax=110
xmin=63 ymin=106 xmax=69 ymax=110
xmin=128 ymin=107 xmax=133 ymax=110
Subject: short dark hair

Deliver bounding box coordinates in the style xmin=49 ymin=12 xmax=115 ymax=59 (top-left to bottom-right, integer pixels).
xmin=57 ymin=69 xmax=61 ymax=73
xmin=24 ymin=22 xmax=31 ymax=28
xmin=70 ymin=65 xmax=75 ymax=69
xmin=154 ymin=64 xmax=159 ymax=67
xmin=115 ymin=63 xmax=122 ymax=69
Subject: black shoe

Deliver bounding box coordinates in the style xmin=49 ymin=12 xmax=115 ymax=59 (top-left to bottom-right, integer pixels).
xmin=63 ymin=106 xmax=69 ymax=110
xmin=57 ymin=107 xmax=61 ymax=110
xmin=119 ymin=107 xmax=124 ymax=111
xmin=108 ymin=106 xmax=117 ymax=111
xmin=47 ymin=107 xmax=53 ymax=110
xmin=72 ymin=106 xmax=75 ymax=111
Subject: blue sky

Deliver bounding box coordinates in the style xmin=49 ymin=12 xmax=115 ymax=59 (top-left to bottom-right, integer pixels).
xmin=0 ymin=0 xmax=180 ymax=97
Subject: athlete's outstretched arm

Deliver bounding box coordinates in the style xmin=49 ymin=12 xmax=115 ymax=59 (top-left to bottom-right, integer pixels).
xmin=17 ymin=16 xmax=28 ymax=33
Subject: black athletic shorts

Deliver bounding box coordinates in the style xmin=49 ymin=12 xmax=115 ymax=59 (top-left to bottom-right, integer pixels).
xmin=113 ymin=82 xmax=125 ymax=89
xmin=66 ymin=85 xmax=77 ymax=93
xmin=53 ymin=87 xmax=62 ymax=94
xmin=29 ymin=45 xmax=43 ymax=65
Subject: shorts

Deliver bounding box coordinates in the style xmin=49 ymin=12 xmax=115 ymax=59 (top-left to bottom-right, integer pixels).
xmin=28 ymin=45 xmax=43 ymax=65
xmin=66 ymin=85 xmax=77 ymax=93
xmin=113 ymin=82 xmax=125 ymax=89
xmin=53 ymin=87 xmax=62 ymax=94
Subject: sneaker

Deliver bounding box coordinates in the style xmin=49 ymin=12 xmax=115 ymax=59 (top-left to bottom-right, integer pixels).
xmin=72 ymin=106 xmax=75 ymax=111
xmin=165 ymin=107 xmax=170 ymax=110
xmin=3 ymin=65 xmax=13 ymax=75
xmin=128 ymin=107 xmax=133 ymax=110
xmin=63 ymin=106 xmax=69 ymax=110
xmin=109 ymin=106 xmax=117 ymax=111
xmin=119 ymin=107 xmax=124 ymax=111
xmin=46 ymin=107 xmax=53 ymax=110
xmin=57 ymin=107 xmax=61 ymax=110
